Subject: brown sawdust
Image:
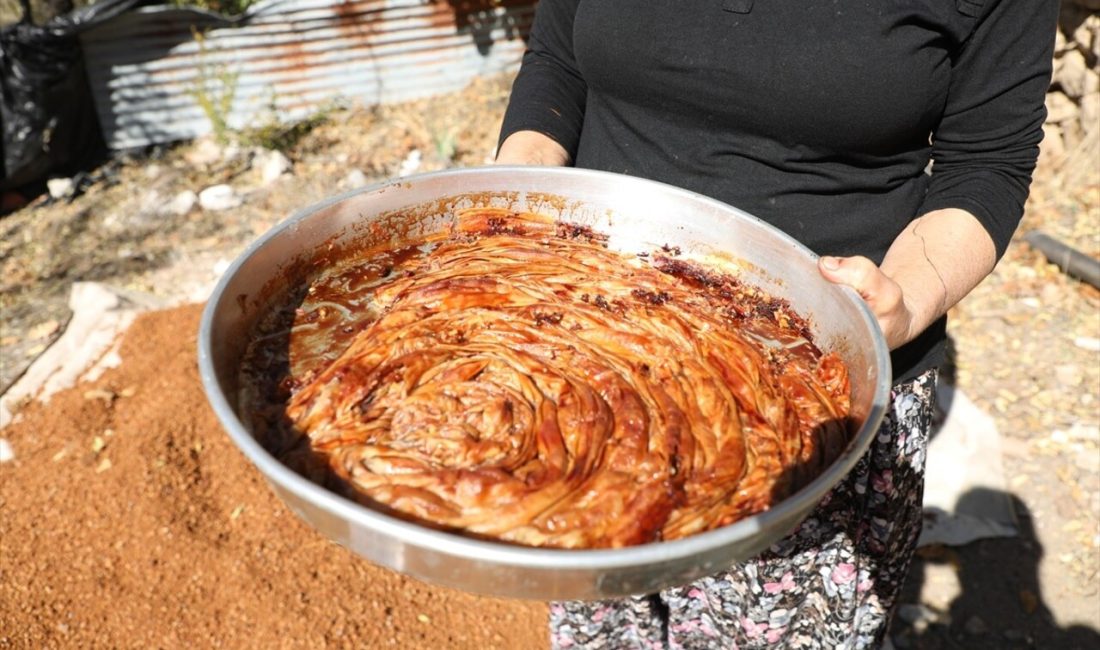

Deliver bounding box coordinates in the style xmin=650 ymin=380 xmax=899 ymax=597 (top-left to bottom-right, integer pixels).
xmin=0 ymin=305 xmax=548 ymax=649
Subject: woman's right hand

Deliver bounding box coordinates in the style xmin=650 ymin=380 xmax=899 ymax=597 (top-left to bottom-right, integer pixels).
xmin=495 ymin=131 xmax=571 ymax=166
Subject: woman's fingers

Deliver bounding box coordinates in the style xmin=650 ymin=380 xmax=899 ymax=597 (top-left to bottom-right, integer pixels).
xmin=819 ymin=256 xmax=887 ymax=302
xmin=818 ymin=255 xmax=912 ymax=348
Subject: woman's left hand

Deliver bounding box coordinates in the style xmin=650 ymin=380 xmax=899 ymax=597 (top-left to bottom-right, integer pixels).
xmin=818 ymin=255 xmax=917 ymax=350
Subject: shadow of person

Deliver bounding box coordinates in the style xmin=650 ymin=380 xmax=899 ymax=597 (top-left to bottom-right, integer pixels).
xmin=892 ymin=488 xmax=1100 ymax=649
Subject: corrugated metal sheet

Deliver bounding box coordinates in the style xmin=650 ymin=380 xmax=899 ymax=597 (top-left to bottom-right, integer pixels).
xmin=80 ymin=0 xmax=535 ymax=149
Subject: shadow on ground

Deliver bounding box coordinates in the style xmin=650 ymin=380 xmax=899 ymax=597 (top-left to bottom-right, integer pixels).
xmin=892 ymin=488 xmax=1100 ymax=649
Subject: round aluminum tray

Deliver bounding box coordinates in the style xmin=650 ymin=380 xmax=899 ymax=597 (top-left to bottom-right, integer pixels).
xmin=198 ymin=166 xmax=890 ymax=600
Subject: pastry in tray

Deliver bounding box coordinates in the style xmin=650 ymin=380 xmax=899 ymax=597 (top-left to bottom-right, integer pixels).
xmin=242 ymin=208 xmax=851 ymax=549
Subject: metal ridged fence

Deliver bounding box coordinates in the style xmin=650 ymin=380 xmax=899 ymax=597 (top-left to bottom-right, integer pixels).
xmin=80 ymin=0 xmax=535 ymax=149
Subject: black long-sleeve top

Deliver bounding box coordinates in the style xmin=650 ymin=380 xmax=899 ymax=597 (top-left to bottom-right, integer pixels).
xmin=499 ymin=0 xmax=1057 ymax=382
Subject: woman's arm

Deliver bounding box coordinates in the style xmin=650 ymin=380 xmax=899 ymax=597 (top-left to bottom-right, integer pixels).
xmin=496 ymin=0 xmax=586 ymax=165
xmin=496 ymin=130 xmax=572 ymax=166
xmin=820 ymin=0 xmax=1057 ymax=350
xmin=818 ymin=208 xmax=995 ymax=349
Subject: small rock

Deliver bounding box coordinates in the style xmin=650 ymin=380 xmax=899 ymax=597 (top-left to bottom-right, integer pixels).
xmin=1039 ymin=124 xmax=1065 ymax=164
xmin=1054 ymin=364 xmax=1083 ymax=388
xmin=199 ymin=184 xmax=243 ymax=211
xmin=47 ymin=177 xmax=74 ymax=200
xmin=1040 ymin=282 xmax=1061 ymax=304
xmin=1054 ymin=24 xmax=1069 ymax=53
xmin=138 ymin=189 xmax=164 ymax=213
xmin=1073 ymin=336 xmax=1100 ymax=352
xmin=144 ymin=163 xmax=162 ymax=180
xmin=255 ymin=149 xmax=292 ymax=185
xmin=1000 ymin=435 xmax=1030 ymax=459
xmin=1068 ymin=423 xmax=1100 ymax=442
xmin=964 ymin=615 xmax=988 ymax=635
xmin=343 ymin=169 xmax=369 ymax=190
xmin=398 ymin=149 xmax=422 ymax=177
xmin=186 ymin=137 xmax=228 ymax=166
xmin=1075 ymin=448 xmax=1100 ymax=474
xmin=167 ymin=190 xmax=198 ymax=216
xmin=1055 ymin=48 xmax=1091 ymax=99
xmin=213 ymin=259 xmax=231 ymax=275
xmin=0 ymin=438 xmax=13 ymax=463
xmin=95 ymin=457 xmax=112 ymax=473
xmin=83 ymin=389 xmax=116 ymax=403
xmin=1073 ymin=16 xmax=1097 ymax=58
xmin=1046 ymin=90 xmax=1076 ymax=123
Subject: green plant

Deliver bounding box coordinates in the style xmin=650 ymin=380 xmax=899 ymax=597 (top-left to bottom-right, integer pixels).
xmin=187 ymin=27 xmax=239 ymax=145
xmin=433 ymin=126 xmax=459 ymax=162
xmin=242 ymin=104 xmax=334 ymax=153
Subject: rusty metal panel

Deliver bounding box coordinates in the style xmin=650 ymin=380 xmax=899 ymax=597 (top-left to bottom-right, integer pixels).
xmin=79 ymin=0 xmax=535 ymax=149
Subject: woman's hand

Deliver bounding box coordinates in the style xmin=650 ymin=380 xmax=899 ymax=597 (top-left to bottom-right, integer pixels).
xmin=817 ymin=208 xmax=999 ymax=351
xmin=818 ymin=255 xmax=918 ymax=349
xmin=495 ymin=131 xmax=571 ymax=166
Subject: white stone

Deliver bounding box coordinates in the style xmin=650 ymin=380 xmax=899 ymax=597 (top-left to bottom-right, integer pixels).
xmin=1068 ymin=422 xmax=1100 ymax=442
xmin=1090 ymin=13 xmax=1100 ymax=62
xmin=1080 ymin=91 xmax=1099 ymax=138
xmin=167 ymin=190 xmax=198 ymax=216
xmin=342 ymin=169 xmax=369 ymax=189
xmin=1046 ymin=90 xmax=1076 ymax=124
xmin=1074 ymin=336 xmax=1100 ymax=352
xmin=1040 ymin=124 xmax=1066 ymax=164
xmin=398 ymin=149 xmax=422 ymax=177
xmin=46 ymin=177 xmax=74 ymax=200
xmin=138 ymin=189 xmax=163 ymax=214
xmin=1076 ymin=12 xmax=1099 ymax=53
xmin=1076 ymin=448 xmax=1100 ymax=474
xmin=198 ymin=184 xmax=243 ymax=211
xmin=185 ymin=137 xmax=224 ymax=166
xmin=0 ymin=438 xmax=13 ymax=463
xmin=213 ymin=259 xmax=231 ymax=275
xmin=256 ymin=149 xmax=292 ymax=185
xmin=1056 ymin=48 xmax=1090 ymax=99
xmin=1055 ymin=26 xmax=1068 ymax=54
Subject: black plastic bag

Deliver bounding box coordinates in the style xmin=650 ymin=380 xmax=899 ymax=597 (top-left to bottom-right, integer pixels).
xmin=0 ymin=0 xmax=143 ymax=192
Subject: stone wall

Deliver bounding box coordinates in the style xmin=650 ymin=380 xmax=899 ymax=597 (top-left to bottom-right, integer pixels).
xmin=1044 ymin=1 xmax=1100 ymax=178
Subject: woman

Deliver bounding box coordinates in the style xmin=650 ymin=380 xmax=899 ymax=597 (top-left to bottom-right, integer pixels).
xmin=495 ymin=1 xmax=1057 ymax=648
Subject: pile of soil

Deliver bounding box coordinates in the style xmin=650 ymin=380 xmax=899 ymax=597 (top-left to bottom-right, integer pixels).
xmin=0 ymin=305 xmax=548 ymax=648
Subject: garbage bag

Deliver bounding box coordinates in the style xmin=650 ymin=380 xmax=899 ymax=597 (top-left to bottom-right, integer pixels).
xmin=0 ymin=0 xmax=143 ymax=192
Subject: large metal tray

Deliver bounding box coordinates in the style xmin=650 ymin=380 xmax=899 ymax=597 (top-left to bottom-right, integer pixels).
xmin=198 ymin=166 xmax=890 ymax=600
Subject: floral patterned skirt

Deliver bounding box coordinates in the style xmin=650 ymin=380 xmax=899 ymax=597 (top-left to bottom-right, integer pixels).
xmin=550 ymin=370 xmax=938 ymax=650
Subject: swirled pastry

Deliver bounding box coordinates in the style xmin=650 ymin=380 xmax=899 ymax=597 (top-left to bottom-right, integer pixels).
xmin=247 ymin=209 xmax=850 ymax=549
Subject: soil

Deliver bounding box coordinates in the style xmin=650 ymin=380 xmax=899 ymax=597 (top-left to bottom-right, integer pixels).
xmin=1 ymin=72 xmax=1097 ymax=648
xmin=0 ymin=305 xmax=548 ymax=649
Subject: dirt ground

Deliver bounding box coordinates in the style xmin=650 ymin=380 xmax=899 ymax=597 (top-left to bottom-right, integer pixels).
xmin=1 ymin=73 xmax=1098 ymax=648
xmin=0 ymin=305 xmax=548 ymax=649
